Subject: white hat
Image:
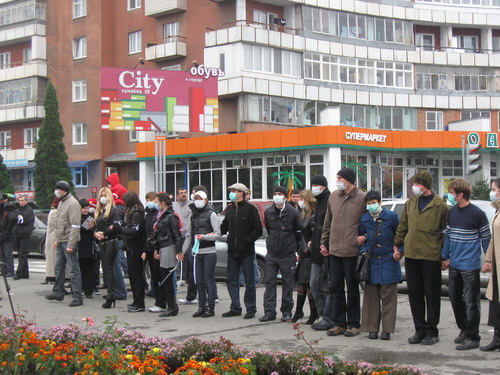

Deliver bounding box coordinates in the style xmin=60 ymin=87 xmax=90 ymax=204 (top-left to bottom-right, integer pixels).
xmin=194 ymin=190 xmax=207 ymax=200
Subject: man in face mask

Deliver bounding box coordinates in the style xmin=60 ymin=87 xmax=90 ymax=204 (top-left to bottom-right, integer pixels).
xmin=394 ymin=170 xmax=448 ymax=345
xmin=260 ymin=186 xmax=302 ymax=323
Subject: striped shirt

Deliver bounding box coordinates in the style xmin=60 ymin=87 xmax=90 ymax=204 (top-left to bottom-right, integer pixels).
xmin=441 ymin=203 xmax=491 ymax=271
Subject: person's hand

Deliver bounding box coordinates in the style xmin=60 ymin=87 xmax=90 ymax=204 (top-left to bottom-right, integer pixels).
xmin=141 ymin=252 xmax=146 ymax=261
xmin=320 ymin=244 xmax=329 ymax=256
xmin=441 ymin=259 xmax=450 ymax=270
xmin=176 ymin=253 xmax=184 ymax=262
xmin=482 ymin=261 xmax=492 ymax=273
xmin=88 ymin=220 xmax=95 ymax=229
xmin=53 ymin=240 xmax=57 ymax=249
xmin=195 ymin=234 xmax=204 ymax=240
xmin=357 ymin=235 xmax=367 ymax=246
xmin=154 ymin=250 xmax=160 ymax=260
xmin=307 ymin=241 xmax=312 ymax=249
xmin=393 ymin=251 xmax=402 ymax=262
xmin=66 ymin=247 xmax=74 ymax=254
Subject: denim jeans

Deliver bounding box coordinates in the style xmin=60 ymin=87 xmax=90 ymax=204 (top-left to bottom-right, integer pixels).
xmin=448 ymin=267 xmax=481 ymax=342
xmin=227 ymin=254 xmax=256 ymax=314
xmin=263 ymin=254 xmax=296 ymax=316
xmin=329 ymin=255 xmax=360 ymax=328
xmin=310 ymin=262 xmax=334 ymax=326
xmin=0 ymin=240 xmax=14 ymax=275
xmin=53 ymin=241 xmax=82 ymax=302
xmin=113 ymin=246 xmax=127 ymax=299
xmin=238 ymin=256 xmax=259 ymax=286
xmin=195 ymin=253 xmax=217 ymax=308
xmin=118 ymin=240 xmax=128 ymax=276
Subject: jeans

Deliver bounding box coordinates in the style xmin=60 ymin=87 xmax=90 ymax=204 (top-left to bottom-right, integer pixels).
xmin=195 ymin=253 xmax=217 ymax=308
xmin=238 ymin=256 xmax=259 ymax=286
xmin=113 ymin=247 xmax=127 ymax=299
xmin=330 ymin=255 xmax=360 ymax=328
xmin=53 ymin=241 xmax=82 ymax=302
xmin=127 ymin=246 xmax=145 ymax=308
xmin=227 ymin=254 xmax=256 ymax=314
xmin=101 ymin=240 xmax=118 ymax=299
xmin=14 ymin=237 xmax=30 ymax=278
xmin=405 ymin=257 xmax=441 ymax=338
xmin=0 ymin=240 xmax=14 ymax=275
xmin=310 ymin=262 xmax=334 ymax=326
xmin=118 ymin=240 xmax=128 ymax=276
xmin=448 ymin=267 xmax=481 ymax=342
xmin=263 ymin=254 xmax=296 ymax=316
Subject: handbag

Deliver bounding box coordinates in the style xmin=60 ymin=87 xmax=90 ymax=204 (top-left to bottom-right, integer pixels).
xmin=147 ymin=231 xmax=159 ymax=251
xmin=318 ymin=256 xmax=331 ymax=293
xmin=355 ymin=218 xmax=383 ymax=281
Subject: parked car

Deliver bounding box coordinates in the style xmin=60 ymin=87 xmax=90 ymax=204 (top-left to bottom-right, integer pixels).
xmin=381 ymin=199 xmax=494 ymax=288
xmin=11 ymin=208 xmax=48 ymax=259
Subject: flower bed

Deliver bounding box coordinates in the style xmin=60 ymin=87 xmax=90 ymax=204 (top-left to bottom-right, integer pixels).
xmin=0 ymin=316 xmax=425 ymax=375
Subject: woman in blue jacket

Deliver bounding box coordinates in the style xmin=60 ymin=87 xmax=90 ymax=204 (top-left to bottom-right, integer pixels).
xmin=359 ymin=190 xmax=403 ymax=340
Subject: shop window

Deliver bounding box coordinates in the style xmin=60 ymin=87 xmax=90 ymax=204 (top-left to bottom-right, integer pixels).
xmin=72 ymin=167 xmax=88 ymax=187
xmin=491 ymin=161 xmax=497 ymax=178
xmin=442 ymin=159 xmax=463 ymax=177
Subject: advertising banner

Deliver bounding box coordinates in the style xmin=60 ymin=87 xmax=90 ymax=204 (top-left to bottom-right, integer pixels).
xmin=100 ymin=67 xmax=220 ymax=133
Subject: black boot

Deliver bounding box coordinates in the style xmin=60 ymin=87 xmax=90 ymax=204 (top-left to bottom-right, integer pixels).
xmin=102 ymin=299 xmax=115 ymax=309
xmin=480 ymin=328 xmax=500 ymax=351
xmin=201 ymin=307 xmax=215 ymax=318
xmin=291 ymin=294 xmax=306 ymax=323
xmin=160 ymin=304 xmax=179 ymax=317
xmin=193 ymin=307 xmax=205 ymax=318
xmin=305 ymin=294 xmax=318 ymax=325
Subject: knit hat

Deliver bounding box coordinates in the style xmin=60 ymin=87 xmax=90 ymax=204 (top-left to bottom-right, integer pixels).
xmin=273 ymin=186 xmax=287 ymax=195
xmin=88 ymin=198 xmax=97 ymax=208
xmin=55 ymin=180 xmax=70 ymax=193
xmin=79 ymin=198 xmax=89 ymax=208
xmin=228 ymin=183 xmax=248 ymax=192
xmin=413 ymin=170 xmax=433 ymax=189
xmin=310 ymin=175 xmax=328 ymax=188
xmin=336 ymin=168 xmax=357 ymax=185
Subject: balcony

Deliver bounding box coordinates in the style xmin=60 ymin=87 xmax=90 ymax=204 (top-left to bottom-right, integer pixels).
xmin=0 ymin=103 xmax=44 ymax=123
xmin=145 ymin=36 xmax=187 ymax=61
xmin=145 ymin=0 xmax=186 ymax=17
xmin=0 ymin=59 xmax=47 ymax=81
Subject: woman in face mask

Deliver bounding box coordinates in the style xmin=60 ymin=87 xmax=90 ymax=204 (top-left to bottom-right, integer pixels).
xmin=359 ymin=190 xmax=403 ymax=341
xmin=481 ymin=178 xmax=500 ymax=351
xmin=94 ymin=187 xmax=121 ymax=309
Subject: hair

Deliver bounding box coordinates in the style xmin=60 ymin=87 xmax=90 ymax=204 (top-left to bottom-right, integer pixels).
xmin=145 ymin=191 xmax=157 ymax=201
xmin=123 ymin=191 xmax=145 ymax=218
xmin=176 ymin=187 xmax=187 ymax=195
xmin=290 ymin=189 xmax=300 ymax=195
xmin=192 ymin=185 xmax=208 ymax=195
xmin=448 ymin=178 xmax=471 ymax=201
xmin=299 ymin=189 xmax=316 ymax=219
xmin=364 ymin=190 xmax=382 ymax=203
xmin=156 ymin=192 xmax=172 ymax=207
xmin=95 ymin=187 xmax=115 ymax=219
xmin=492 ymin=178 xmax=500 ymax=190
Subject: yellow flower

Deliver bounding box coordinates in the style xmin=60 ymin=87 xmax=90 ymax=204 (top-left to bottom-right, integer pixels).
xmin=151 ymin=347 xmax=161 ymax=354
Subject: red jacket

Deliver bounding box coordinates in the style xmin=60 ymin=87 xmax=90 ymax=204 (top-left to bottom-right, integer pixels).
xmin=106 ymin=173 xmax=128 ymax=200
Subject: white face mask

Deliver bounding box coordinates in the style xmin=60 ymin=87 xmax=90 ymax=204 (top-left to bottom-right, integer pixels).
xmin=336 ymin=182 xmax=347 ymax=191
xmin=273 ymin=195 xmax=285 ymax=205
xmin=311 ymin=186 xmax=322 ymax=196
xmin=194 ymin=200 xmax=206 ymax=209
xmin=100 ymin=197 xmax=109 ymax=205
xmin=54 ymin=190 xmax=62 ymax=198
xmin=412 ymin=186 xmax=424 ymax=197
xmin=298 ymin=200 xmax=305 ymax=209
xmin=490 ymin=190 xmax=499 ymax=203
xmin=89 ymin=207 xmax=95 ymax=214
xmin=190 ymin=194 xmax=195 ymax=201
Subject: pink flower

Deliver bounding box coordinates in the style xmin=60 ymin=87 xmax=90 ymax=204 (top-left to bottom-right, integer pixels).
xmin=82 ymin=317 xmax=95 ymax=326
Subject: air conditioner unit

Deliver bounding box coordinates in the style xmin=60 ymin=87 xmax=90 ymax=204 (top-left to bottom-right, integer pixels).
xmin=287 ymin=155 xmax=304 ymax=165
xmin=274 ymin=155 xmax=285 ymax=164
xmin=233 ymin=159 xmax=248 ymax=167
xmin=106 ymin=167 xmax=118 ymax=177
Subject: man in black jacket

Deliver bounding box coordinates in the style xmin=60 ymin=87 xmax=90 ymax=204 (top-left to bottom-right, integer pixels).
xmin=260 ymin=186 xmax=301 ymax=322
xmin=221 ymin=183 xmax=263 ymax=320
xmin=308 ymin=175 xmax=333 ymax=330
xmin=13 ymin=194 xmax=34 ymax=280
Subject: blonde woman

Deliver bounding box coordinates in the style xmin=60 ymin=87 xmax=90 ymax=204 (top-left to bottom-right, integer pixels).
xmin=94 ymin=187 xmax=121 ymax=309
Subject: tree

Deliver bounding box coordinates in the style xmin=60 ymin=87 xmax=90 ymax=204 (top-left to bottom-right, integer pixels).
xmin=0 ymin=154 xmax=14 ymax=193
xmin=34 ymin=82 xmax=73 ymax=208
xmin=471 ymin=177 xmax=490 ymax=201
xmin=271 ymin=168 xmax=304 ymax=197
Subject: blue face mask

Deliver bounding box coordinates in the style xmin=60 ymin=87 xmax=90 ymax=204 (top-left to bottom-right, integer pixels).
xmin=447 ymin=194 xmax=457 ymax=206
xmin=366 ymin=203 xmax=381 ymax=214
xmin=229 ymin=192 xmax=238 ymax=202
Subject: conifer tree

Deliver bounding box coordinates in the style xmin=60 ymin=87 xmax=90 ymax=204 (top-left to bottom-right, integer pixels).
xmin=0 ymin=154 xmax=15 ymax=193
xmin=34 ymin=82 xmax=73 ymax=208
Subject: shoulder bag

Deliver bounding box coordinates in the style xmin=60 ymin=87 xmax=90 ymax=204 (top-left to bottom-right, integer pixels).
xmin=355 ymin=218 xmax=383 ymax=282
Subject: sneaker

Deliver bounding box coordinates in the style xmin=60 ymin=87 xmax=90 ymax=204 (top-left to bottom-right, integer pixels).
xmin=93 ymin=288 xmax=101 ymax=295
xmin=454 ymin=330 xmax=466 ymax=344
xmin=326 ymin=326 xmax=346 ymax=336
xmin=178 ymin=298 xmax=197 ymax=304
xmin=177 ymin=280 xmax=186 ymax=286
xmin=128 ymin=306 xmax=145 ymax=313
xmin=311 ymin=321 xmax=333 ymax=331
xmin=148 ymin=305 xmax=167 ymax=313
xmin=69 ymin=300 xmax=83 ymax=307
xmin=344 ymin=327 xmax=360 ymax=337
xmin=421 ymin=336 xmax=440 ymax=345
xmin=456 ymin=340 xmax=480 ymax=350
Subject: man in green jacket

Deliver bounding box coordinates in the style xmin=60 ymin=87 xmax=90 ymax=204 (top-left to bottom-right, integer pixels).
xmin=394 ymin=170 xmax=448 ymax=345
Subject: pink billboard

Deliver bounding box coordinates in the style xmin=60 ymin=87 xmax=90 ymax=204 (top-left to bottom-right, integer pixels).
xmin=100 ymin=67 xmax=220 ymax=132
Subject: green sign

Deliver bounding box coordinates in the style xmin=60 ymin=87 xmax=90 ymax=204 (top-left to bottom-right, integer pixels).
xmin=467 ymin=132 xmax=480 ymax=145
xmin=486 ymin=133 xmax=498 ymax=148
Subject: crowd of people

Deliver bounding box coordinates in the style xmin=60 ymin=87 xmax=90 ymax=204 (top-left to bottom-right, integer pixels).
xmin=0 ymin=169 xmax=499 ymax=352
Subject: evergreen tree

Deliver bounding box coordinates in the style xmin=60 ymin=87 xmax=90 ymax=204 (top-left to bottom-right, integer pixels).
xmin=471 ymin=177 xmax=490 ymax=200
xmin=34 ymin=82 xmax=73 ymax=208
xmin=0 ymin=154 xmax=15 ymax=193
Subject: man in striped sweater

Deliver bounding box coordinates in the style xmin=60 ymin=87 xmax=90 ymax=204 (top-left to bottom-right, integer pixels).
xmin=441 ymin=178 xmax=491 ymax=351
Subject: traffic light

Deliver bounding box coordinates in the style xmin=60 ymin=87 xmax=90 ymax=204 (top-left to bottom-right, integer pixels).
xmin=466 ymin=143 xmax=483 ymax=174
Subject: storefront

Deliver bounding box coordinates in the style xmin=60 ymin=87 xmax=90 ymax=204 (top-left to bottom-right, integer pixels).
xmin=136 ymin=126 xmax=499 ymax=212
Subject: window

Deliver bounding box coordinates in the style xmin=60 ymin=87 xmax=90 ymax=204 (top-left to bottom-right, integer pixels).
xmin=72 ymin=80 xmax=87 ymax=102
xmin=415 ymin=33 xmax=435 ymax=51
xmin=23 ymin=48 xmax=31 ymax=62
xmin=72 ymin=167 xmax=88 ymax=187
xmin=426 ymin=111 xmax=443 ymax=130
xmin=455 ymin=35 xmax=479 ymax=53
xmin=24 ymin=128 xmax=38 ymax=148
xmin=253 ymin=10 xmax=277 ymax=30
xmin=461 ymin=111 xmax=490 ymax=119
xmin=0 ymin=131 xmax=11 ymax=150
xmin=163 ymin=22 xmax=179 ymax=42
xmin=0 ymin=52 xmax=11 ymax=69
xmin=128 ymin=31 xmax=142 ymax=54
xmin=72 ymin=123 xmax=87 ymax=145
xmin=129 ymin=130 xmax=138 ymax=143
xmin=128 ymin=0 xmax=141 ymax=10
xmin=73 ymin=37 xmax=87 ymax=59
xmin=161 ymin=65 xmax=181 ymax=71
xmin=73 ymin=0 xmax=86 ymax=18
xmin=244 ymin=45 xmax=301 ymax=77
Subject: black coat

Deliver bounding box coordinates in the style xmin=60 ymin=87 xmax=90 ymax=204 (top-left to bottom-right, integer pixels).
xmin=144 ymin=206 xmax=158 ymax=252
xmin=1 ymin=202 xmax=16 ymax=242
xmin=78 ymin=214 xmax=95 ymax=259
xmin=264 ymin=203 xmax=301 ymax=257
xmin=95 ymin=206 xmax=121 ymax=240
xmin=221 ymin=200 xmax=263 ymax=258
xmin=13 ymin=204 xmax=35 ymax=238
xmin=116 ymin=206 xmax=145 ymax=249
xmin=310 ymin=188 xmax=330 ymax=265
xmin=156 ymin=207 xmax=182 ymax=253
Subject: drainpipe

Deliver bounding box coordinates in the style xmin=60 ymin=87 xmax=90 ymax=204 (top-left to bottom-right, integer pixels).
xmin=177 ymin=158 xmax=189 ymax=190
